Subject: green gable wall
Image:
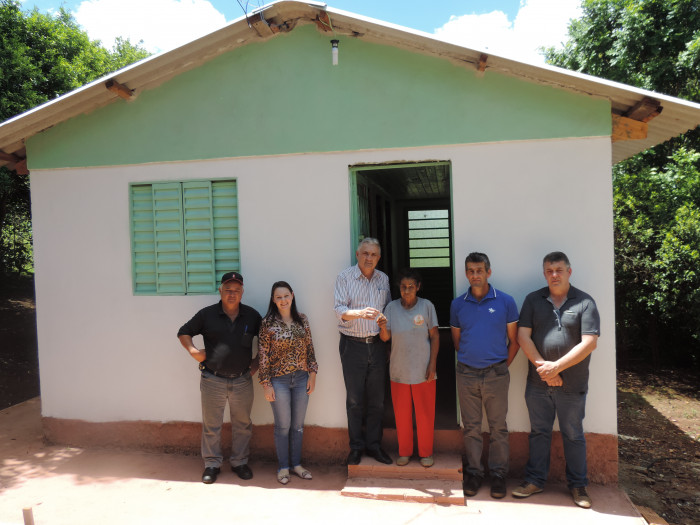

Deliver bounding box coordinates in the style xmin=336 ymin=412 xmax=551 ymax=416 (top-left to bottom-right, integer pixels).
xmin=27 ymin=25 xmax=611 ymax=169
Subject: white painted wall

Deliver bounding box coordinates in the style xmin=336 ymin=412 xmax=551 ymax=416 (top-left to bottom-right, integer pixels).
xmin=31 ymin=136 xmax=615 ymax=435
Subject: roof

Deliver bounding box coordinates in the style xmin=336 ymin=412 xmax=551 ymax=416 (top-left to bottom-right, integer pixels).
xmin=2 ymin=0 xmax=700 ymax=173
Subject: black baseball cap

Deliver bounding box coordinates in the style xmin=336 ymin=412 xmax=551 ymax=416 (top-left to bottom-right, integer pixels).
xmin=220 ymin=272 xmax=244 ymax=285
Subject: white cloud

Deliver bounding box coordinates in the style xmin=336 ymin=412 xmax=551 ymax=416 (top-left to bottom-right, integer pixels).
xmin=433 ymin=0 xmax=582 ymax=64
xmin=74 ymin=0 xmax=227 ymax=53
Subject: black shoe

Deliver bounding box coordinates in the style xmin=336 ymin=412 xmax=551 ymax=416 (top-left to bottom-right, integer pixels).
xmin=490 ymin=475 xmax=506 ymax=499
xmin=463 ymin=473 xmax=483 ymax=496
xmin=366 ymin=448 xmax=392 ymax=464
xmin=346 ymin=449 xmax=363 ymax=465
xmin=232 ymin=464 xmax=253 ymax=480
xmin=202 ymin=466 xmax=220 ymax=484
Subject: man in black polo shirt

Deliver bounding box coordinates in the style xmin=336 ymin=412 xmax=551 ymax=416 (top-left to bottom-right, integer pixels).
xmin=178 ymin=272 xmax=262 ymax=484
xmin=512 ymin=252 xmax=600 ymax=509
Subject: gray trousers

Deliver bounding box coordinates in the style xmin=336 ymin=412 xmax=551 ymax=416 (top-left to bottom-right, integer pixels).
xmin=456 ymin=360 xmax=510 ymax=478
xmin=200 ymin=370 xmax=253 ymax=468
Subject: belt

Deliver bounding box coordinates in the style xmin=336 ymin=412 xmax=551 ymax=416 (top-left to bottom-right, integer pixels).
xmin=460 ymin=359 xmax=507 ymax=371
xmin=342 ymin=334 xmax=380 ymax=344
xmin=199 ymin=363 xmax=249 ymax=379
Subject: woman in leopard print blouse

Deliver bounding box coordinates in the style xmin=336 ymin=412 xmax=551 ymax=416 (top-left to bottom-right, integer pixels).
xmin=258 ymin=280 xmax=318 ymax=485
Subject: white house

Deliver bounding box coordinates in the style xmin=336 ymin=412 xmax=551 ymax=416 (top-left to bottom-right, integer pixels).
xmin=2 ymin=0 xmax=700 ymax=484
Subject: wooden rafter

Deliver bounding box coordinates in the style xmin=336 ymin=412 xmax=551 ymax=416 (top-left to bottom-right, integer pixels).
xmin=315 ymin=12 xmax=333 ymax=32
xmin=612 ymin=97 xmax=662 ymax=142
xmin=0 ymin=151 xmax=21 ymax=163
xmin=105 ymin=79 xmax=135 ymax=100
xmin=612 ymin=114 xmax=648 ymax=142
xmin=248 ymin=12 xmax=275 ymax=37
xmin=14 ymin=158 xmax=28 ymax=175
xmin=0 ymin=150 xmax=28 ymax=174
xmin=624 ymin=97 xmax=663 ymax=123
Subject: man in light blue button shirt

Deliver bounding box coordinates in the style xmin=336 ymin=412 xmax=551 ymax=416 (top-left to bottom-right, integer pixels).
xmin=334 ymin=238 xmax=392 ymax=465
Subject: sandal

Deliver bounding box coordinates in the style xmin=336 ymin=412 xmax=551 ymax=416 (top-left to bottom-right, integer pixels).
xmin=292 ymin=465 xmax=312 ymax=480
xmin=277 ymin=468 xmax=290 ymax=485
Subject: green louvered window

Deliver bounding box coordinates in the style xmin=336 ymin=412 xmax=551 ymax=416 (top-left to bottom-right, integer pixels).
xmin=130 ymin=179 xmax=239 ymax=295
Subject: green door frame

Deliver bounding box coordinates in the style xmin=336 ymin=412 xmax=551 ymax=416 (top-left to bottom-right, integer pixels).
xmin=348 ymin=161 xmax=460 ymax=425
xmin=348 ymin=161 xmax=452 ymax=264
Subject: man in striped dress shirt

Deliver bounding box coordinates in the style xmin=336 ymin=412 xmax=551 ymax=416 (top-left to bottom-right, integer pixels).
xmin=334 ymin=238 xmax=392 ymax=465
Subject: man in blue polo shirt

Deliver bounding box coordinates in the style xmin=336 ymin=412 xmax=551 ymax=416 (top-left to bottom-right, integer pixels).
xmin=450 ymin=252 xmax=519 ymax=499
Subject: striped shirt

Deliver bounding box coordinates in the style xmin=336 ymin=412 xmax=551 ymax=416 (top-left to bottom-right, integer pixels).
xmin=334 ymin=265 xmax=391 ymax=337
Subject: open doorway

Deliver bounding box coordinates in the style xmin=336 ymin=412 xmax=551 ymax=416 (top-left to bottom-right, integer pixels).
xmin=349 ymin=161 xmax=458 ymax=430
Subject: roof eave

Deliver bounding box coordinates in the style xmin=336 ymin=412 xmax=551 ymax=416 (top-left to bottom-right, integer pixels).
xmin=2 ymin=0 xmax=700 ymax=170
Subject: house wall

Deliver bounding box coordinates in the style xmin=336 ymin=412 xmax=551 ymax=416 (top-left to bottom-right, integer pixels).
xmin=31 ymin=137 xmax=614 ymax=430
xmin=26 ymin=23 xmax=617 ymax=481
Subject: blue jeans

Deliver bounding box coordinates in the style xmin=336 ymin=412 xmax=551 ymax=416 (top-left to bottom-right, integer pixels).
xmin=270 ymin=370 xmax=310 ymax=470
xmin=339 ymin=335 xmax=387 ymax=451
xmin=524 ymin=383 xmax=588 ymax=488
xmin=200 ymin=370 xmax=253 ymax=468
xmin=456 ymin=361 xmax=510 ymax=478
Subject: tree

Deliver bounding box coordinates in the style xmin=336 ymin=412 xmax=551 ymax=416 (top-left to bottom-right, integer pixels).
xmin=0 ymin=0 xmax=149 ymax=275
xmin=545 ymin=0 xmax=700 ymax=99
xmin=611 ymin=149 xmax=700 ymax=366
xmin=545 ymin=0 xmax=700 ymax=367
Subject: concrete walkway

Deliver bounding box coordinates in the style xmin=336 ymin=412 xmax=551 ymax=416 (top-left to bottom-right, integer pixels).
xmin=1 ymin=398 xmax=646 ymax=525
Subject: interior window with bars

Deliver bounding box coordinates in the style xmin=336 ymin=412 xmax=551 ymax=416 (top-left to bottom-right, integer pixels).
xmin=408 ymin=209 xmax=450 ymax=268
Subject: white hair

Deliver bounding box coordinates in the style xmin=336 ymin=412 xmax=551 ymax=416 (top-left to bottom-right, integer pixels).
xmin=357 ymin=237 xmax=381 ymax=253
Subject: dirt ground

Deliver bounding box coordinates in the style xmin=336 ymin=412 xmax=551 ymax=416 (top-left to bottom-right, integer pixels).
xmin=617 ymin=369 xmax=700 ymax=525
xmin=0 ymin=275 xmax=39 ymax=410
xmin=1 ymin=276 xmax=699 ymax=525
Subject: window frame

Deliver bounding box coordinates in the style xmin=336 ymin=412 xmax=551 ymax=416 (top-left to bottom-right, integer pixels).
xmin=129 ymin=178 xmax=239 ymax=295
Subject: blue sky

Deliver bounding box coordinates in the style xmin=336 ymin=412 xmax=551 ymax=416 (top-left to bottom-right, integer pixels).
xmin=19 ymin=0 xmax=582 ymax=64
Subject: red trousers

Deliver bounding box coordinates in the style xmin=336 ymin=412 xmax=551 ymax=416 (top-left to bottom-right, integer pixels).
xmin=390 ymin=380 xmax=436 ymax=458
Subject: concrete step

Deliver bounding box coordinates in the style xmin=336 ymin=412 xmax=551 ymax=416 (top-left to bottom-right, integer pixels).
xmin=347 ymin=452 xmax=463 ymax=481
xmin=343 ymin=453 xmax=465 ymax=505
xmin=341 ymin=477 xmax=465 ymax=505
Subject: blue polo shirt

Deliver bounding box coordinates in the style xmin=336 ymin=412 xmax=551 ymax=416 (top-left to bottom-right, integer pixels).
xmin=450 ymin=285 xmax=519 ymax=368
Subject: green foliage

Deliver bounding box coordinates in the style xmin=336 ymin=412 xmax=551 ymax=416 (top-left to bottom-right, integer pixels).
xmin=0 ymin=0 xmax=149 ymax=275
xmin=545 ymin=0 xmax=700 ymax=100
xmin=547 ymin=0 xmax=700 ymax=367
xmin=656 ymin=205 xmax=700 ymax=328
xmin=613 ymin=149 xmax=700 ymax=367
xmin=613 ymin=150 xmax=700 ymax=358
xmin=0 ymin=166 xmax=32 ymax=274
xmin=108 ymin=37 xmax=151 ymax=72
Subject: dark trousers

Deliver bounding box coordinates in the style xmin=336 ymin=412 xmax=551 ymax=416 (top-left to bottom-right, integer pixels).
xmin=339 ymin=334 xmax=387 ymax=451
